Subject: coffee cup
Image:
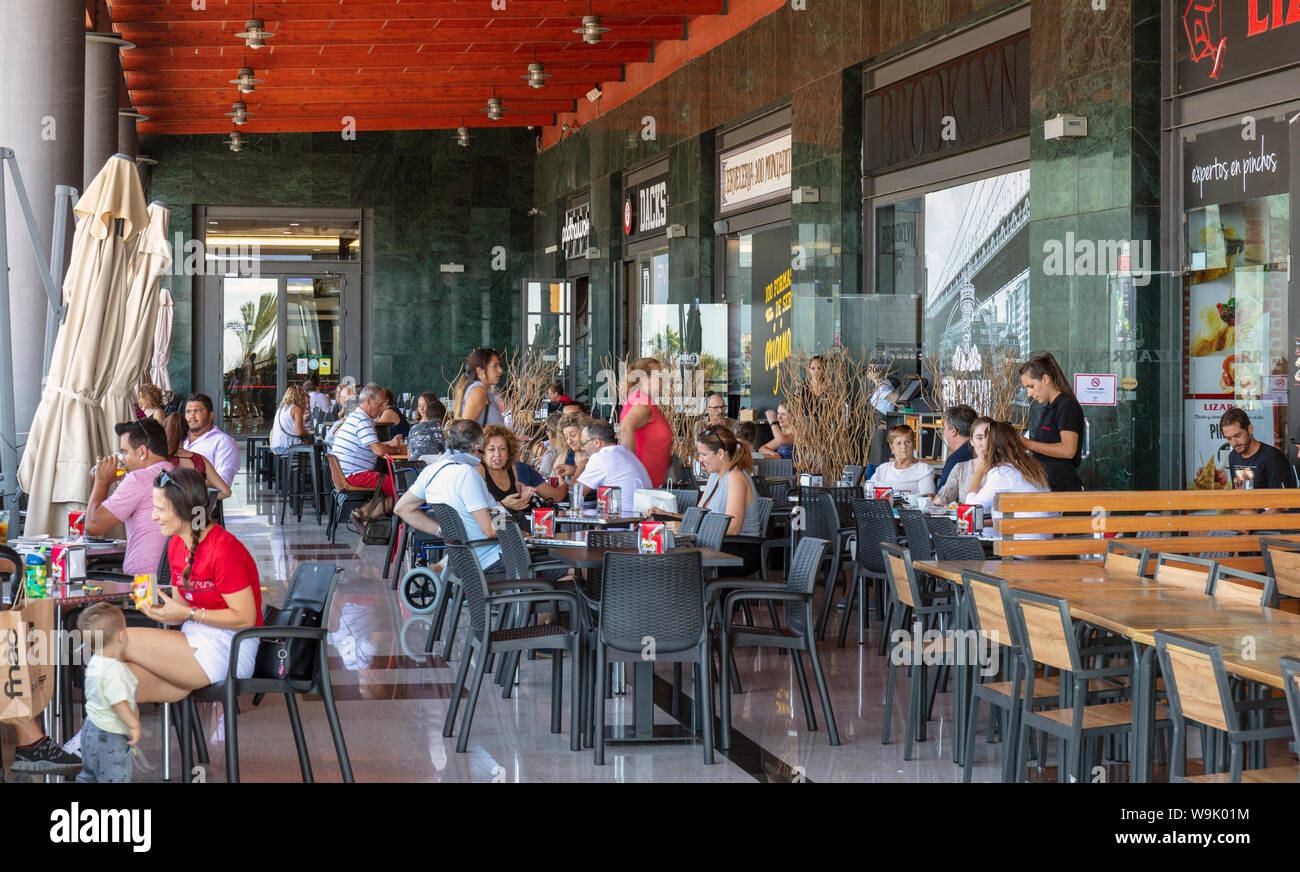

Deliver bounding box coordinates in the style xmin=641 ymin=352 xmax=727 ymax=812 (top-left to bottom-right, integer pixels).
xmin=915 ymin=495 xmax=931 ymax=512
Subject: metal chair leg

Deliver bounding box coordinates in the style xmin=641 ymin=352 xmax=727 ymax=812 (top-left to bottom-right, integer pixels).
xmin=284 ymin=693 xmax=314 ymax=782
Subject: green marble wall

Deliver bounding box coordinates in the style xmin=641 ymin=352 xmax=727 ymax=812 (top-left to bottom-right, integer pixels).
xmin=141 ymin=127 xmax=535 ymax=398
xmin=1027 ymin=0 xmax=1162 ymax=488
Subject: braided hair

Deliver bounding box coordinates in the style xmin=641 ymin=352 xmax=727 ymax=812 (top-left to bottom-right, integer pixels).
xmin=153 ymin=466 xmax=212 ymax=590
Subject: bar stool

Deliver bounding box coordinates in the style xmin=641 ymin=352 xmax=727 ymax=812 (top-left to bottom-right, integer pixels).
xmin=279 ymin=444 xmax=324 ymax=524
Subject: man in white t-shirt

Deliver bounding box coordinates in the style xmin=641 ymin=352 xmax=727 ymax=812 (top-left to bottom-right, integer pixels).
xmin=576 ymin=420 xmax=652 ymax=497
xmin=183 ymin=393 xmax=240 ymax=487
xmin=394 ymin=420 xmax=503 ymax=572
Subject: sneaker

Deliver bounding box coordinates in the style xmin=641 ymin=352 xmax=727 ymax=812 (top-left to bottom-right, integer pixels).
xmin=61 ymin=727 xmax=83 ymax=758
xmin=11 ymin=736 xmax=82 ymax=775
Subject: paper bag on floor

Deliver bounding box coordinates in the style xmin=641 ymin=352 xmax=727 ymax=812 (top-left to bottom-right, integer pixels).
xmin=0 ymin=588 xmax=55 ymax=725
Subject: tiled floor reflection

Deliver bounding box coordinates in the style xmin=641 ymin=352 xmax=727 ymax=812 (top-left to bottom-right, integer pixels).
xmin=17 ymin=451 xmax=1294 ymax=783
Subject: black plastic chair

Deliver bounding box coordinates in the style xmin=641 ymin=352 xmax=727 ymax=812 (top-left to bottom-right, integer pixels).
xmin=278 ymin=442 xmax=325 ymax=525
xmin=679 ymin=505 xmax=707 ymax=536
xmin=440 ymin=544 xmax=583 ymax=753
xmin=802 ymin=493 xmax=850 ymax=640
xmin=755 ymin=458 xmax=793 ymax=481
xmin=722 ymin=496 xmax=774 ymax=580
xmin=593 ymin=550 xmax=714 ymax=765
xmin=924 ymin=514 xmax=958 ymax=539
xmin=670 ymin=488 xmax=701 ymax=514
xmin=716 ymin=536 xmax=839 ymax=749
xmin=179 ymin=562 xmax=352 ymax=783
xmin=897 ymin=508 xmax=934 ymax=561
xmin=695 ymin=511 xmax=732 ymax=552
xmin=838 ymin=498 xmax=898 ymax=647
xmin=382 ymin=465 xmax=424 ymax=580
xmin=932 ymin=534 xmax=986 ymax=561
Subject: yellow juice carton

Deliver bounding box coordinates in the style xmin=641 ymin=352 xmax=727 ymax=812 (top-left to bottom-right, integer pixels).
xmin=131 ymin=574 xmax=155 ymax=611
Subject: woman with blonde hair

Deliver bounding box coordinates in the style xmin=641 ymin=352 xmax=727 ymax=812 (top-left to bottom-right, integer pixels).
xmin=451 ymin=348 xmax=506 ymax=427
xmin=269 ymin=384 xmax=310 ymax=456
xmin=136 ymin=384 xmax=165 ymax=425
xmin=619 ymin=356 xmax=673 ymax=487
xmin=551 ymin=411 xmax=590 ymax=483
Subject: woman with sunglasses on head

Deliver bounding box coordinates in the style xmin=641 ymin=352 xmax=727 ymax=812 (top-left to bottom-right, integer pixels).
xmin=650 ymin=425 xmax=764 ymax=576
xmin=120 ymin=468 xmax=263 ymax=702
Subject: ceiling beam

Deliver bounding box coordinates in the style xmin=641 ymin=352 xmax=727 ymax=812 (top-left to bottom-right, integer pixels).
xmin=117 ymin=25 xmax=686 ymax=49
xmin=132 ymin=85 xmax=591 ymax=103
xmin=108 ymin=0 xmax=724 ymax=22
xmin=123 ymin=44 xmax=650 ymax=71
xmin=139 ymin=114 xmax=558 ymax=135
xmin=125 ymin=67 xmax=625 ymax=88
xmin=137 ymin=97 xmax=578 ymax=118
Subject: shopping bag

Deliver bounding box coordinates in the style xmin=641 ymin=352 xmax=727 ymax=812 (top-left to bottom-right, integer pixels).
xmin=0 ymin=587 xmax=55 ymax=725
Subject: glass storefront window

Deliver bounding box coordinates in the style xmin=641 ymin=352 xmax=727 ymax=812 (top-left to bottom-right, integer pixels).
xmin=634 ymin=247 xmax=728 ymax=396
xmin=1183 ymin=192 xmax=1290 ymax=488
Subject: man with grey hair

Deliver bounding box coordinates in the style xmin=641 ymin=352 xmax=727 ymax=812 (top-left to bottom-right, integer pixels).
xmin=576 ymin=419 xmax=651 ymax=498
xmin=335 ymin=382 xmax=405 ymax=525
xmin=704 ymin=393 xmax=736 ymax=430
xmin=394 ymin=419 xmax=504 ymax=572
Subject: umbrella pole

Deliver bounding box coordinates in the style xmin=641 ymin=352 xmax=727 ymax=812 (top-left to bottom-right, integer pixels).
xmin=43 ymin=185 xmax=76 ymax=378
xmin=0 ymin=149 xmax=64 ymax=514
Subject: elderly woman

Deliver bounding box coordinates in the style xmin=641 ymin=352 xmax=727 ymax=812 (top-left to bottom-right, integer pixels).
xmin=480 ymin=424 xmax=567 ymax=520
xmin=865 ymin=424 xmax=935 ymax=495
xmin=125 ymin=468 xmax=262 ymax=700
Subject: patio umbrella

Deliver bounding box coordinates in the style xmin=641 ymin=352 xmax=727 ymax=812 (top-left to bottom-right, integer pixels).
xmin=102 ymin=201 xmax=172 ymax=425
xmin=18 ymin=154 xmax=148 ymax=536
xmin=149 ymin=285 xmax=173 ymax=393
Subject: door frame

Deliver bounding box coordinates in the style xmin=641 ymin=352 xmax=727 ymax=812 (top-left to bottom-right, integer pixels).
xmin=194 ymin=205 xmax=365 ymax=429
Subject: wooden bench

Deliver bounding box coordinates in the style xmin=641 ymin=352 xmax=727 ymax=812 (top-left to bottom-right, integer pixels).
xmin=991 ymin=489 xmax=1300 ymax=574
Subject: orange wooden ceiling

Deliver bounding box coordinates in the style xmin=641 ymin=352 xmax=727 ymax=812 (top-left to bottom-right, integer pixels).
xmin=106 ymin=0 xmax=728 ymax=135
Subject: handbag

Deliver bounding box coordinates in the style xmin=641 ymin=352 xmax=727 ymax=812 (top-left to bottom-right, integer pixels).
xmin=0 ymin=585 xmax=56 ymax=725
xmin=252 ymin=605 xmax=322 ymax=687
xmin=362 ymin=517 xmax=392 ymax=545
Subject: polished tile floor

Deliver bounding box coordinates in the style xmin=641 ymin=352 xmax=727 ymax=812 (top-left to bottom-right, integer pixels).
xmin=19 ymin=453 xmax=1291 ymax=782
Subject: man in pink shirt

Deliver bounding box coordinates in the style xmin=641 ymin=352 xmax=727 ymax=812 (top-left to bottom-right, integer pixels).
xmin=85 ymin=417 xmax=174 ymax=575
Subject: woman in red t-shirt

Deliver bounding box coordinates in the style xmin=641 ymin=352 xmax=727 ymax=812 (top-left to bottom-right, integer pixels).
xmin=619 ymin=356 xmax=673 ymax=487
xmin=123 ymin=468 xmax=263 ymax=701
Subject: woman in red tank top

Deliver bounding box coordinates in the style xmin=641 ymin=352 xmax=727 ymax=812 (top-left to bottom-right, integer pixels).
xmin=619 ymin=357 xmax=673 ymax=487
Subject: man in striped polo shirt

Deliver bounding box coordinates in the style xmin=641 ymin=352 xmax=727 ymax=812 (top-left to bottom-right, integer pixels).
xmin=335 ymin=383 xmax=406 ymax=525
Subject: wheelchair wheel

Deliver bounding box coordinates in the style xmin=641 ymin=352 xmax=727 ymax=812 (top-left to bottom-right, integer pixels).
xmin=400 ymin=566 xmax=442 ymax=614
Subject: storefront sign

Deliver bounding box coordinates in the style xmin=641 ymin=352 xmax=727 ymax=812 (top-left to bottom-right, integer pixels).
xmin=562 ymin=202 xmax=591 ymax=260
xmin=1074 ymin=373 xmax=1117 ymax=406
xmin=1184 ymin=398 xmax=1278 ymax=488
xmin=719 ymin=132 xmax=793 ymax=214
xmin=749 ymin=225 xmax=794 ymax=408
xmin=623 ymin=176 xmax=669 ymax=241
xmin=863 ymin=31 xmax=1030 ymax=173
xmin=1177 ymin=0 xmax=1300 ymax=92
xmin=1184 ymin=118 xmax=1290 ymax=209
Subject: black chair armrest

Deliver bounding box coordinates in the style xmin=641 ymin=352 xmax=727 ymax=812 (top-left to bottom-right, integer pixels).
xmin=227 ymin=625 xmax=329 ymax=682
xmin=705 ymin=578 xmax=787 ymax=602
xmin=723 ymin=589 xmax=812 ymax=613
xmin=487 ymin=590 xmax=582 ymax=611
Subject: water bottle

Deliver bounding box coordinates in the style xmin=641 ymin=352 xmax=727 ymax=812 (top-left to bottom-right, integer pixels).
xmin=24 ymin=552 xmax=48 ymax=599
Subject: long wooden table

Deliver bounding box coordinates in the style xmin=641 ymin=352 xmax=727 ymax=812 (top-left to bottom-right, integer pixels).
xmin=913 ymin=558 xmax=1300 ymax=782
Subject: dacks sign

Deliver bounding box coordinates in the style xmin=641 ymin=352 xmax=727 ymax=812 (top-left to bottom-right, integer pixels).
xmin=864 ymin=31 xmax=1030 ymax=174
xmin=1177 ymin=0 xmax=1300 ymax=92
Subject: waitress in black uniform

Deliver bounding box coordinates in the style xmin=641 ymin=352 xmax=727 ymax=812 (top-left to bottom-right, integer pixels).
xmin=1018 ymin=352 xmax=1085 ymax=491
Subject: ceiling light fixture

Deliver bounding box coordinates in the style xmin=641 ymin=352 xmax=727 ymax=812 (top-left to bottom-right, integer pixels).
xmin=225 ymin=101 xmax=252 ymax=124
xmin=224 ymin=130 xmax=245 ymax=152
xmin=229 ymin=66 xmax=263 ymax=94
xmin=238 ymin=19 xmax=275 ymax=48
xmin=574 ymin=6 xmax=610 ymax=45
xmin=457 ymin=117 xmax=470 ymax=147
xmin=481 ymin=89 xmax=506 ymax=121
xmin=523 ymin=62 xmax=550 ymax=88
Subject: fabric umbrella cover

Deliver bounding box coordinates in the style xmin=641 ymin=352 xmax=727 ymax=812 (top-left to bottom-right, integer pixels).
xmin=150 ymin=286 xmax=173 ymax=393
xmin=103 ymin=201 xmax=172 ymax=425
xmin=17 ymin=155 xmax=149 ymax=535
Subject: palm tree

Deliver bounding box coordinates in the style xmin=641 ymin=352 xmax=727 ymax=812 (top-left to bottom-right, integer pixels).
xmin=224 ymin=292 xmax=277 ymax=369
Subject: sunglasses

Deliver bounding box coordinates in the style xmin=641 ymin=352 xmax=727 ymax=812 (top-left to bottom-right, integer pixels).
xmin=154 ymin=469 xmax=176 ymax=488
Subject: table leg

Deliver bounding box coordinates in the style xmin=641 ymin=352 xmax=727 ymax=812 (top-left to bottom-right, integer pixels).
xmin=634 ymin=660 xmax=654 ymax=739
xmin=1129 ymin=642 xmax=1155 ymax=783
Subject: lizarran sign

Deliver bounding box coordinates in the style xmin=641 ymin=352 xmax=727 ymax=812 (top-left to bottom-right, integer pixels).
xmin=1177 ymin=0 xmax=1300 ymax=92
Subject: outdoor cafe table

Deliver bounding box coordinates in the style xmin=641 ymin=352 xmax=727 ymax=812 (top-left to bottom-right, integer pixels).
xmin=551 ymin=511 xmax=647 ymax=531
xmin=914 ymin=558 xmax=1300 ymax=781
xmin=547 ymin=544 xmax=743 ymax=742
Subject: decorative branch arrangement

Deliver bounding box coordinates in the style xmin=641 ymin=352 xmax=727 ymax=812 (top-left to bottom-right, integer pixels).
xmin=496 ymin=345 xmax=562 ymax=442
xmin=776 ymin=348 xmax=881 ymax=482
xmin=923 ymin=347 xmax=1029 ymax=428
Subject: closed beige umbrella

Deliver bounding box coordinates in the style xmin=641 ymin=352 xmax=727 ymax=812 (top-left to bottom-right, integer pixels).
xmin=102 ymin=201 xmax=171 ymax=425
xmin=18 ymin=154 xmax=148 ymax=536
xmin=150 ymin=286 xmax=173 ymax=393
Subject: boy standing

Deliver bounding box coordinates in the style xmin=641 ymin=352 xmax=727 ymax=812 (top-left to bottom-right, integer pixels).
xmin=75 ymin=603 xmax=141 ymax=782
